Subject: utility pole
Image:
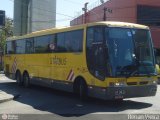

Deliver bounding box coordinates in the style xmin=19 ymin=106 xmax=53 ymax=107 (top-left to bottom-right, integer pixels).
xmin=82 ymin=2 xmax=89 ymax=24
xmin=103 ymin=7 xmax=112 ymax=21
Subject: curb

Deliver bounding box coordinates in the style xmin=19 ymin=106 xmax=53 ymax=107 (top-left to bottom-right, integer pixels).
xmin=0 ymin=71 xmax=4 ymax=74
xmin=0 ymin=91 xmax=20 ymax=104
xmin=0 ymin=97 xmax=14 ymax=103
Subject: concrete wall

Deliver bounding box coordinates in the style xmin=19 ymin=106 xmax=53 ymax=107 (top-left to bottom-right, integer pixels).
xmin=14 ymin=0 xmax=56 ymax=36
xmin=28 ymin=0 xmax=56 ymax=33
xmin=14 ymin=0 xmax=22 ymax=36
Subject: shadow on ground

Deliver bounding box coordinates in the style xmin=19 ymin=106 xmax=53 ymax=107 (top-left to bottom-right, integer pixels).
xmin=0 ymin=80 xmax=153 ymax=117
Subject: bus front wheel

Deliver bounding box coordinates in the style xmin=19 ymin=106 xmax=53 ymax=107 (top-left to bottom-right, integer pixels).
xmin=23 ymin=72 xmax=30 ymax=88
xmin=74 ymin=78 xmax=88 ymax=100
xmin=79 ymin=80 xmax=88 ymax=100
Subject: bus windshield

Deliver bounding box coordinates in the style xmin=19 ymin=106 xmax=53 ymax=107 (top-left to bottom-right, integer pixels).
xmin=106 ymin=28 xmax=156 ymax=77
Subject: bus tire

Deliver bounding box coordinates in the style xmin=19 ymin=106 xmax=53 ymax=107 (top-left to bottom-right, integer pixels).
xmin=23 ymin=72 xmax=30 ymax=88
xmin=79 ymin=79 xmax=88 ymax=100
xmin=74 ymin=78 xmax=88 ymax=100
xmin=16 ymin=71 xmax=23 ymax=86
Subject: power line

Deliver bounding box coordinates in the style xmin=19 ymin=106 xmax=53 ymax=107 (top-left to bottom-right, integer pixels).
xmin=13 ymin=18 xmax=72 ymax=23
xmin=61 ymin=0 xmax=83 ymax=5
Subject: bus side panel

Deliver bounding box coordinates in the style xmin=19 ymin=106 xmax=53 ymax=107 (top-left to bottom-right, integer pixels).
xmin=15 ymin=55 xmax=25 ymax=75
xmin=24 ymin=54 xmax=39 ymax=78
xmin=50 ymin=53 xmax=85 ymax=81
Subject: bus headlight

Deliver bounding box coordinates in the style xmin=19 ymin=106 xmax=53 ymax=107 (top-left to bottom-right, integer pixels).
xmin=115 ymin=82 xmax=126 ymax=86
xmin=110 ymin=82 xmax=126 ymax=87
xmin=115 ymin=83 xmax=120 ymax=86
xmin=151 ymin=80 xmax=157 ymax=84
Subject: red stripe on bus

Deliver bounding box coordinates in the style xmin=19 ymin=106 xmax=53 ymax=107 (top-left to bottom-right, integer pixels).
xmin=70 ymin=73 xmax=74 ymax=81
xmin=67 ymin=69 xmax=72 ymax=80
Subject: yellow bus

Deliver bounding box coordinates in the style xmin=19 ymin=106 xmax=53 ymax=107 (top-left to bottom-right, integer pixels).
xmin=4 ymin=21 xmax=158 ymax=100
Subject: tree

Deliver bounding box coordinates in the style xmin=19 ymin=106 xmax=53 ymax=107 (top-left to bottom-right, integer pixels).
xmin=0 ymin=17 xmax=13 ymax=52
xmin=0 ymin=17 xmax=13 ymax=70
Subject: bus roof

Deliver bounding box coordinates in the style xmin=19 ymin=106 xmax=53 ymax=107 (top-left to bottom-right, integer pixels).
xmin=7 ymin=21 xmax=149 ymax=41
xmin=88 ymin=21 xmax=149 ymax=29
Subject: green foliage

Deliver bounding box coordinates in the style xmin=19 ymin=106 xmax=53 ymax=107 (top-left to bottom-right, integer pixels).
xmin=0 ymin=17 xmax=13 ymax=52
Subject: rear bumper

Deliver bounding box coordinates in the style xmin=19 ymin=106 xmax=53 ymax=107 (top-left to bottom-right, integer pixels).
xmin=88 ymin=84 xmax=157 ymax=100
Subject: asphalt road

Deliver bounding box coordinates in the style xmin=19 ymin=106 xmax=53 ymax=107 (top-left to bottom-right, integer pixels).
xmin=0 ymin=74 xmax=160 ymax=120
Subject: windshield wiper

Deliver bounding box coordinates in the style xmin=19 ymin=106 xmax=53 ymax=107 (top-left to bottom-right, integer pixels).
xmin=117 ymin=65 xmax=138 ymax=78
xmin=139 ymin=61 xmax=151 ymax=77
xmin=126 ymin=65 xmax=139 ymax=78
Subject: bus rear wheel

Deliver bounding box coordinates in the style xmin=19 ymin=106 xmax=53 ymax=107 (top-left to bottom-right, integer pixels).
xmin=23 ymin=72 xmax=30 ymax=88
xmin=16 ymin=71 xmax=23 ymax=86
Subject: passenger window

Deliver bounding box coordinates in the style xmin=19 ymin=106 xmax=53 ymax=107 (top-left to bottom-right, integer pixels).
xmin=6 ymin=41 xmax=15 ymax=54
xmin=16 ymin=39 xmax=26 ymax=54
xmin=57 ymin=30 xmax=83 ymax=52
xmin=57 ymin=33 xmax=66 ymax=52
xmin=74 ymin=30 xmax=83 ymax=52
xmin=26 ymin=38 xmax=34 ymax=54
xmin=34 ymin=35 xmax=53 ymax=53
xmin=65 ymin=30 xmax=83 ymax=52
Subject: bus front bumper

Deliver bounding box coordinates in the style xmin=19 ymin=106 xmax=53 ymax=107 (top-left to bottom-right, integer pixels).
xmin=89 ymin=84 xmax=157 ymax=100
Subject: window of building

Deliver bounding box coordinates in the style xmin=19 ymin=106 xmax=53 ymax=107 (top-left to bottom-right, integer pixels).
xmin=137 ymin=5 xmax=160 ymax=26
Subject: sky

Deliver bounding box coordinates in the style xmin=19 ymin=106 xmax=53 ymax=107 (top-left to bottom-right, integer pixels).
xmin=0 ymin=0 xmax=99 ymax=27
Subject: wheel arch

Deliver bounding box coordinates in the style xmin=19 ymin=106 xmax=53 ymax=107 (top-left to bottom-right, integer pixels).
xmin=23 ymin=70 xmax=29 ymax=77
xmin=15 ymin=69 xmax=21 ymax=78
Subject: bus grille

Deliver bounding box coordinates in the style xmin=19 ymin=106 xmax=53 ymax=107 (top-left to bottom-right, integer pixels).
xmin=139 ymin=81 xmax=148 ymax=85
xmin=127 ymin=82 xmax=137 ymax=86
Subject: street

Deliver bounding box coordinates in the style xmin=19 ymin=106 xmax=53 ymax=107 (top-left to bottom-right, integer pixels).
xmin=0 ymin=74 xmax=160 ymax=120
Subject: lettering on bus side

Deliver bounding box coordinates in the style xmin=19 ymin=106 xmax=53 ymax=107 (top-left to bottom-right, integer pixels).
xmin=51 ymin=56 xmax=67 ymax=65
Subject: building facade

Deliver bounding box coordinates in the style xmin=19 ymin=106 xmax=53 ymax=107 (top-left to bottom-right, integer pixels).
xmin=70 ymin=0 xmax=160 ymax=49
xmin=14 ymin=0 xmax=56 ymax=36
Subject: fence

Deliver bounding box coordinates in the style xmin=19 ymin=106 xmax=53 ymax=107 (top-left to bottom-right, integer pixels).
xmin=74 ymin=0 xmax=109 ymax=18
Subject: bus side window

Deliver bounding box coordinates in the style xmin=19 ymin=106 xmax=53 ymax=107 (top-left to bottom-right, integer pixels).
xmin=6 ymin=41 xmax=15 ymax=54
xmin=57 ymin=33 xmax=67 ymax=52
xmin=26 ymin=38 xmax=34 ymax=54
xmin=15 ymin=39 xmax=26 ymax=54
xmin=49 ymin=34 xmax=57 ymax=52
xmin=34 ymin=35 xmax=53 ymax=53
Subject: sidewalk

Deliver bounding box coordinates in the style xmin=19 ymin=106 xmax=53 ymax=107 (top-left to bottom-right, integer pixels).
xmin=0 ymin=74 xmax=6 ymax=81
xmin=0 ymin=74 xmax=19 ymax=103
xmin=0 ymin=91 xmax=15 ymax=103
